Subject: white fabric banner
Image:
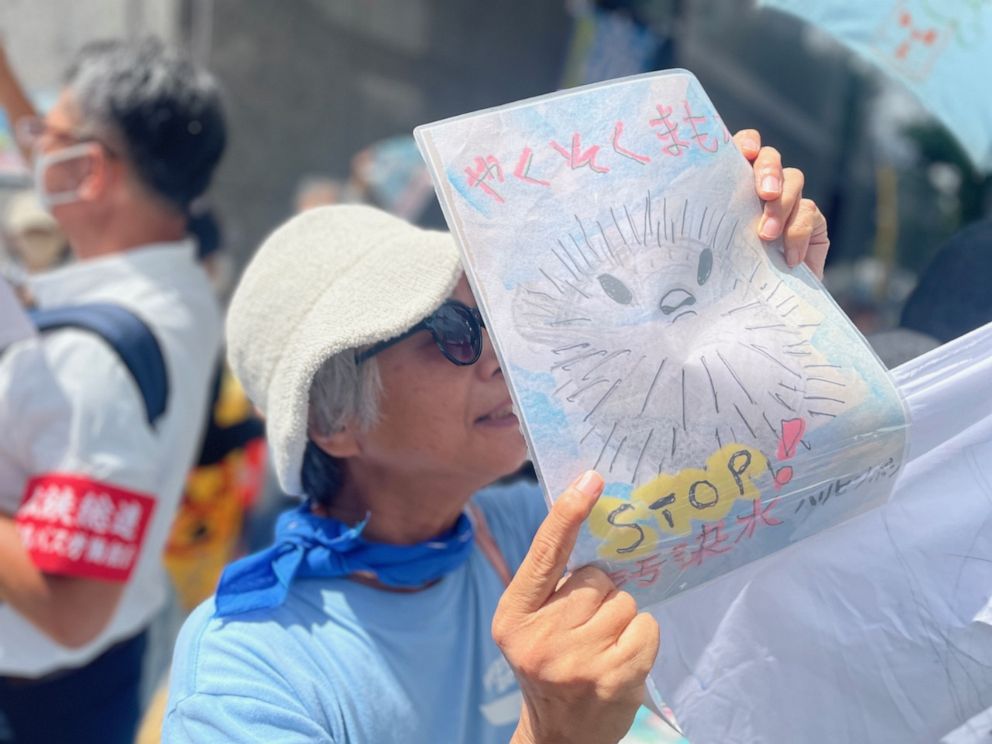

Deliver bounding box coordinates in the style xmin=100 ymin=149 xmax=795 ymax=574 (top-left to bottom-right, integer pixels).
xmin=652 ymin=321 xmax=992 ymax=743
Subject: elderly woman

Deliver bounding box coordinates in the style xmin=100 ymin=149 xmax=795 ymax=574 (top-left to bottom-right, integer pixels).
xmin=164 ymin=134 xmax=828 ymax=743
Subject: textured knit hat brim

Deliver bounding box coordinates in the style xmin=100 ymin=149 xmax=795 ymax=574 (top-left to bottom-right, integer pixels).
xmin=225 ymin=205 xmax=462 ymax=495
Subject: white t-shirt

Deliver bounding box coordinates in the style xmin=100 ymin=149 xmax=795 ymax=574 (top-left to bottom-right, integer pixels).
xmin=0 ymin=241 xmax=221 ymax=677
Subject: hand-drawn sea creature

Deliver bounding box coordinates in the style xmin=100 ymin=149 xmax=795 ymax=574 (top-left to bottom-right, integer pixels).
xmin=512 ymin=194 xmax=859 ymax=485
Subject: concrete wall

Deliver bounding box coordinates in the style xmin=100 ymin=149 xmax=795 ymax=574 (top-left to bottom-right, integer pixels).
xmin=1 ymin=0 xmax=180 ymax=95
xmin=204 ymin=0 xmax=573 ymax=265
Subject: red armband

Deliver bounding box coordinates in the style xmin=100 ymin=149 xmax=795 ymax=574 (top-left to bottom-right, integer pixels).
xmin=15 ymin=474 xmax=156 ymax=581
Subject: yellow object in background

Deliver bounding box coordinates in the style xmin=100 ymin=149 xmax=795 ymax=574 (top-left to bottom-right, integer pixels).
xmin=163 ymin=367 xmax=266 ymax=611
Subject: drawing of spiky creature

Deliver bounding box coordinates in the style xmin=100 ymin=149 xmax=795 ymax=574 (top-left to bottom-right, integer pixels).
xmin=512 ymin=194 xmax=861 ymax=485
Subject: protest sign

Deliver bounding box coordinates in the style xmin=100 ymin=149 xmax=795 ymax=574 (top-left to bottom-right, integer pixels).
xmin=416 ymin=70 xmax=909 ymax=605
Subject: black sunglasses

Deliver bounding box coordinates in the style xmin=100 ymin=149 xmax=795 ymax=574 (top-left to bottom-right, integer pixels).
xmin=356 ymin=299 xmax=486 ymax=366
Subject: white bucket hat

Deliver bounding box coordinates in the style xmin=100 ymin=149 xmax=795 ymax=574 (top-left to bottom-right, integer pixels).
xmin=226 ymin=204 xmax=462 ymax=495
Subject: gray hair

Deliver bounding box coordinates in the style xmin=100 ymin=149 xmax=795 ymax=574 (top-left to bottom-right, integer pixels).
xmin=301 ymin=351 xmax=381 ymax=504
xmin=307 ymin=352 xmax=382 ymax=438
xmin=63 ymin=38 xmax=227 ymax=213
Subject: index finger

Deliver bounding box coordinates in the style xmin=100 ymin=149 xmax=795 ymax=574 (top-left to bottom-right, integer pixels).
xmin=501 ymin=470 xmax=604 ymax=616
xmin=752 ymin=146 xmax=784 ymax=203
xmin=732 ymin=129 xmax=761 ymax=161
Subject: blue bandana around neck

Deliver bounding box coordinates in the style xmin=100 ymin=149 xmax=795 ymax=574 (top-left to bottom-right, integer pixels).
xmin=214 ymin=500 xmax=475 ymax=617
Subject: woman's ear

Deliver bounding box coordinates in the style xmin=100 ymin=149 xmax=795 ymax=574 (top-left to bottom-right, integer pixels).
xmin=309 ymin=421 xmax=362 ymax=459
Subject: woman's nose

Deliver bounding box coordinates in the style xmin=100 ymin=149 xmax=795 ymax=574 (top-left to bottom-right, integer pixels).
xmin=475 ymin=328 xmax=502 ymax=380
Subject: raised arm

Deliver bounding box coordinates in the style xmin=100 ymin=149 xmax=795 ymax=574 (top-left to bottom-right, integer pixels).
xmin=0 ymin=39 xmax=40 ymax=163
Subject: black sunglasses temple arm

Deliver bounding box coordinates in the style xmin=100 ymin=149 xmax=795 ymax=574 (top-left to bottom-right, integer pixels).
xmin=355 ymin=323 xmax=424 ymax=364
xmin=354 ymin=302 xmax=483 ymax=365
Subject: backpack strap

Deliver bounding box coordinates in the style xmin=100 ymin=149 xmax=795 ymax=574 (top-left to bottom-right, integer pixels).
xmin=29 ymin=303 xmax=169 ymax=427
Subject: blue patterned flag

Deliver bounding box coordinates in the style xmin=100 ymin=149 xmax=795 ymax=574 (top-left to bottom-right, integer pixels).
xmin=761 ymin=0 xmax=992 ymax=171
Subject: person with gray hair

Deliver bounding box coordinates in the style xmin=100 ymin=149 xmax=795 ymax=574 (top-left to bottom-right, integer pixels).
xmin=164 ymin=128 xmax=829 ymax=743
xmin=0 ymin=38 xmax=225 ymax=743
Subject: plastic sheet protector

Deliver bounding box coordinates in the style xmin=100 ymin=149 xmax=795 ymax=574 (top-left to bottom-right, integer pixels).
xmin=416 ymin=70 xmax=909 ymax=606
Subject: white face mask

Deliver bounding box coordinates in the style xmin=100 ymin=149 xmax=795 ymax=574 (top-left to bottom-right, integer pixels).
xmin=32 ymin=142 xmax=98 ymax=209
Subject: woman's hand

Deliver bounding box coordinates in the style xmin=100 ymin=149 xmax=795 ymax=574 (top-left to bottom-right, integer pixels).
xmin=733 ymin=129 xmax=830 ymax=279
xmin=493 ymin=470 xmax=660 ymax=744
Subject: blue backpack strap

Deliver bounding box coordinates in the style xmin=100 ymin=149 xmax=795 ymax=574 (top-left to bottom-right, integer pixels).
xmin=29 ymin=303 xmax=169 ymax=427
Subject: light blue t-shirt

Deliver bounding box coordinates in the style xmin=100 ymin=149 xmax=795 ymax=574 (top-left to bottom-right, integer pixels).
xmin=164 ymin=481 xmax=547 ymax=743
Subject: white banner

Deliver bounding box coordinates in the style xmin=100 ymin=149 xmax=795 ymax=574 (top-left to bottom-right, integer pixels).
xmin=652 ymin=321 xmax=992 ymax=743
